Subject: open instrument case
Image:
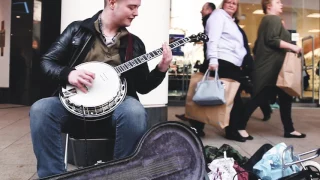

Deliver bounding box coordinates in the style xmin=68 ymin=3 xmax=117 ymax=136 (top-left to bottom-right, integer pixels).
xmin=42 ymin=121 xmax=207 ymax=180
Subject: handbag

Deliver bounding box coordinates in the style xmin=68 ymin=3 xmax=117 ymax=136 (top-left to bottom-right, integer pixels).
xmin=185 ymin=73 xmax=240 ymax=129
xmin=192 ymin=69 xmax=225 ymax=106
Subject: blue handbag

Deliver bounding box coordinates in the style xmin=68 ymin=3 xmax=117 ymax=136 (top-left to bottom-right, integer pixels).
xmin=192 ymin=69 xmax=226 ymax=106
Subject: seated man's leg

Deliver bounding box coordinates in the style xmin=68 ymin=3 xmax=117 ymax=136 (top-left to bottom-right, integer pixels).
xmin=112 ymin=96 xmax=147 ymax=159
xmin=30 ymin=97 xmax=70 ymax=178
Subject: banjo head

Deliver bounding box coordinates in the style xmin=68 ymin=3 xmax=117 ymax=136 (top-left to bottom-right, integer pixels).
xmin=60 ymin=62 xmax=126 ymax=120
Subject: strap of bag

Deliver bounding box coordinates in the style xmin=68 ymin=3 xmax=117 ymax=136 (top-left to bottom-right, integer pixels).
xmin=214 ymin=69 xmax=219 ymax=81
xmin=125 ymin=33 xmax=133 ymax=61
xmin=202 ymin=69 xmax=219 ymax=82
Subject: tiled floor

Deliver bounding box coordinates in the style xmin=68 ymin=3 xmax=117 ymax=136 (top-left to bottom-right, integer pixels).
xmin=0 ymin=104 xmax=319 ymax=180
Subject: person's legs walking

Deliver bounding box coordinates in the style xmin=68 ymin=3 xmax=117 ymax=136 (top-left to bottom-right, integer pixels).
xmin=277 ymin=88 xmax=294 ymax=133
xmin=111 ymin=96 xmax=148 ymax=159
xmin=277 ymin=88 xmax=306 ymax=138
xmin=238 ymin=96 xmax=260 ymax=130
xmin=238 ymin=87 xmax=273 ymax=139
xmin=259 ymin=100 xmax=272 ymax=121
xmin=226 ymin=87 xmax=245 ymax=141
xmin=30 ymin=97 xmax=70 ymax=178
xmin=217 ymin=60 xmax=245 ymax=142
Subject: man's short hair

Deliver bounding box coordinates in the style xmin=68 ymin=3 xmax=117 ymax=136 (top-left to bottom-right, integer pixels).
xmin=207 ymin=2 xmax=216 ymax=11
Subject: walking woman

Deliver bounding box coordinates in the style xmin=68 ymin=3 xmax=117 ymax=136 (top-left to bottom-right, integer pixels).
xmin=238 ymin=0 xmax=306 ymax=139
xmin=206 ymin=0 xmax=248 ymax=142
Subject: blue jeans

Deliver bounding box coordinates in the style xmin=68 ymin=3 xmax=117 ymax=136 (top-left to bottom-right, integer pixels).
xmin=30 ymin=96 xmax=147 ymax=178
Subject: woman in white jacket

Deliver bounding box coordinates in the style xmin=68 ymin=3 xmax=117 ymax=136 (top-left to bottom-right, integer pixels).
xmin=205 ymin=0 xmax=249 ymax=142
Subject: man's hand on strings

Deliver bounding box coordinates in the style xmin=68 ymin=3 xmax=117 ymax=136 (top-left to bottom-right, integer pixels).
xmin=158 ymin=42 xmax=173 ymax=72
xmin=68 ymin=70 xmax=95 ymax=93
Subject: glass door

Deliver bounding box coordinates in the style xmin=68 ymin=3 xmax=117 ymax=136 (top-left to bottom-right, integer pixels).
xmin=290 ymin=0 xmax=320 ymax=103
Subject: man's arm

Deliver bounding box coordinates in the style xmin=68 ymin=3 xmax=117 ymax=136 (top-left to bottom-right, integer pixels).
xmin=40 ymin=21 xmax=80 ymax=86
xmin=132 ymin=38 xmax=170 ymax=94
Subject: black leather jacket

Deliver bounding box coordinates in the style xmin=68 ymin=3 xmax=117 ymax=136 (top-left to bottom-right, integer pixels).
xmin=41 ymin=11 xmax=167 ymax=100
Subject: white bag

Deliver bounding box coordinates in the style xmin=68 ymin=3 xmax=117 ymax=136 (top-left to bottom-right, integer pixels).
xmin=208 ymin=152 xmax=238 ymax=180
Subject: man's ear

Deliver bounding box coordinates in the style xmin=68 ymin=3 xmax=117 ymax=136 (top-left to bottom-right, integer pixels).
xmin=109 ymin=0 xmax=117 ymax=6
xmin=105 ymin=0 xmax=116 ymax=7
xmin=104 ymin=0 xmax=116 ymax=10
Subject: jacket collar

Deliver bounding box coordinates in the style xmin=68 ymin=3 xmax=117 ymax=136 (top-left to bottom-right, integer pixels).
xmin=80 ymin=10 xmax=103 ymax=33
xmin=79 ymin=10 xmax=130 ymax=44
xmin=202 ymin=14 xmax=211 ymax=28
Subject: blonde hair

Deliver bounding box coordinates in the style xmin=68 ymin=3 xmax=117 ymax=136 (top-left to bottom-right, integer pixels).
xmin=261 ymin=0 xmax=273 ymax=14
xmin=221 ymin=0 xmax=240 ymax=18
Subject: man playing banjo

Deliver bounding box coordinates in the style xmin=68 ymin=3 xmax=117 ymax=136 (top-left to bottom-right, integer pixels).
xmin=30 ymin=0 xmax=173 ymax=178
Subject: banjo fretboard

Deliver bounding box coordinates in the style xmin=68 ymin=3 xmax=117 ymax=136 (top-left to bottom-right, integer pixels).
xmin=114 ymin=37 xmax=191 ymax=74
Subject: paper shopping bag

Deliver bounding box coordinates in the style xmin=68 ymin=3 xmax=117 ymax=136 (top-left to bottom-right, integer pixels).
xmin=276 ymin=52 xmax=302 ymax=97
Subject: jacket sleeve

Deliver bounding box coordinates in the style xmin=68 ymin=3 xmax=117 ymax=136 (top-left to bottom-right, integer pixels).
xmin=264 ymin=16 xmax=282 ymax=48
xmin=40 ymin=21 xmax=79 ymax=85
xmin=132 ymin=38 xmax=167 ymax=94
xmin=205 ymin=9 xmax=225 ymax=65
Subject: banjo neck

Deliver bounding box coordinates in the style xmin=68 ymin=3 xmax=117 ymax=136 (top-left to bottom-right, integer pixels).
xmin=114 ymin=37 xmax=192 ymax=74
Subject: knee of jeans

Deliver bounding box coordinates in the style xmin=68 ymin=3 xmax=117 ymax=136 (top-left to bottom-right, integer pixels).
xmin=121 ymin=105 xmax=147 ymax=131
xmin=30 ymin=99 xmax=48 ymax=116
xmin=132 ymin=105 xmax=147 ymax=124
xmin=29 ymin=98 xmax=53 ymax=128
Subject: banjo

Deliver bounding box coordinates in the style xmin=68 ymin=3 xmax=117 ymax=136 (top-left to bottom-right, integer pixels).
xmin=59 ymin=33 xmax=208 ymax=121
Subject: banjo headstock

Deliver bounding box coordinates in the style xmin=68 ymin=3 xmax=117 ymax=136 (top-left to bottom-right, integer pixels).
xmin=188 ymin=33 xmax=209 ymax=43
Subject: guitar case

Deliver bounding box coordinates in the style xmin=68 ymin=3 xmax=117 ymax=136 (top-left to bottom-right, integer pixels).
xmin=42 ymin=121 xmax=207 ymax=180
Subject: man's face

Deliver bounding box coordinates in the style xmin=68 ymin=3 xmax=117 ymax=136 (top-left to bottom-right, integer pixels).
xmin=112 ymin=0 xmax=141 ymax=27
xmin=200 ymin=3 xmax=212 ymax=17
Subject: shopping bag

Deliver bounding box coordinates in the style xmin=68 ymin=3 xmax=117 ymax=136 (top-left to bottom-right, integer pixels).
xmin=276 ymin=52 xmax=302 ymax=97
xmin=253 ymin=142 xmax=301 ymax=180
xmin=185 ymin=72 xmax=240 ymax=129
xmin=192 ymin=69 xmax=225 ymax=106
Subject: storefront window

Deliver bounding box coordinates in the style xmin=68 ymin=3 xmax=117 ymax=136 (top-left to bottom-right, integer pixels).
xmin=238 ymin=0 xmax=320 ymax=102
xmin=169 ymin=0 xmax=320 ymax=103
